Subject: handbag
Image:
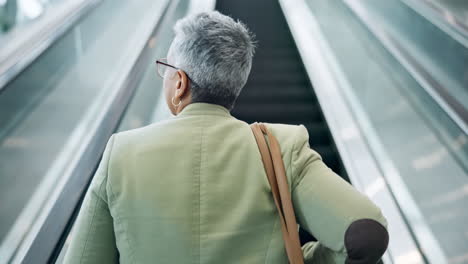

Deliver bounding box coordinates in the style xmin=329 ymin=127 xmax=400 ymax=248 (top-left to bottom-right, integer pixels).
xmin=250 ymin=122 xmax=304 ymax=264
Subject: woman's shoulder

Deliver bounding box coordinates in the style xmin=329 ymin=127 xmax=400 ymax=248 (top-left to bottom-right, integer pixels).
xmin=253 ymin=123 xmax=311 ymax=164
xmin=110 ymin=118 xmax=180 ymax=153
xmin=116 ymin=117 xmax=179 ymax=138
xmin=262 ymin=122 xmax=309 ymax=148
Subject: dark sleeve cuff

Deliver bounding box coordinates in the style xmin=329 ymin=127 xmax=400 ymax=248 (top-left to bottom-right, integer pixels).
xmin=344 ymin=218 xmax=389 ymax=264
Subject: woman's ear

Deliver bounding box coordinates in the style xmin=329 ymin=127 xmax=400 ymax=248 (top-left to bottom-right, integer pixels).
xmin=176 ymin=70 xmax=189 ymax=97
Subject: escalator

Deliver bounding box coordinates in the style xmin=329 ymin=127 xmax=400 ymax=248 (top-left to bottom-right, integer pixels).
xmin=1 ymin=0 xmax=467 ymax=263
xmin=216 ymin=0 xmax=347 ymax=246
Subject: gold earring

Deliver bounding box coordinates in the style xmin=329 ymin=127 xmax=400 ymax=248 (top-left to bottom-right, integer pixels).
xmin=172 ymin=96 xmax=181 ymax=107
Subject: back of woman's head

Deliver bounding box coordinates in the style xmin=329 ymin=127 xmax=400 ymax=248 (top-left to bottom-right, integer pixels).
xmin=168 ymin=11 xmax=256 ymax=110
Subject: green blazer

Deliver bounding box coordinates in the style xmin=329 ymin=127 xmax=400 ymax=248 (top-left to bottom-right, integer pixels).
xmin=63 ymin=102 xmax=387 ymax=263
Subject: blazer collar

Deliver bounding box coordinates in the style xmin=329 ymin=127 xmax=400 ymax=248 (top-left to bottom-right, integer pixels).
xmin=176 ymin=102 xmax=232 ymax=117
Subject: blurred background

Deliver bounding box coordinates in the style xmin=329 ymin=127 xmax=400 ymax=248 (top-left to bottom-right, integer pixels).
xmin=0 ymin=0 xmax=467 ymax=263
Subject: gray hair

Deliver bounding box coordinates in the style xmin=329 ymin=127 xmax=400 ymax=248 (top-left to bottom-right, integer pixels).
xmin=168 ymin=11 xmax=256 ymax=110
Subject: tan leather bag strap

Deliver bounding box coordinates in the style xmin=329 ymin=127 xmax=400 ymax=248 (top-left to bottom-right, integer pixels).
xmin=250 ymin=122 xmax=304 ymax=264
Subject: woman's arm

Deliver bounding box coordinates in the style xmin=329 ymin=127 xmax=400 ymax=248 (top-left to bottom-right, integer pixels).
xmin=63 ymin=135 xmax=119 ymax=264
xmin=290 ymin=125 xmax=389 ymax=264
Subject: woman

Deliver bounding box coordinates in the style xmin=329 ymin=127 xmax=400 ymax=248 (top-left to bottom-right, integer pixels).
xmin=64 ymin=11 xmax=389 ymax=264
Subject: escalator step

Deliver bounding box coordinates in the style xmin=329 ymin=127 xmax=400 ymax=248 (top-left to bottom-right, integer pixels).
xmin=251 ymin=60 xmax=304 ymax=74
xmin=304 ymin=122 xmax=331 ymax=146
xmin=239 ymin=85 xmax=316 ymax=101
xmin=248 ymin=72 xmax=308 ymax=84
xmin=232 ymin=102 xmax=322 ymax=123
xmin=312 ymin=145 xmax=339 ymax=172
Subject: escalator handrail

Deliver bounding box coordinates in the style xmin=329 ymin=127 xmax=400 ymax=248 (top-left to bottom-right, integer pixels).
xmin=4 ymin=0 xmax=174 ymax=263
xmin=343 ymin=0 xmax=468 ymax=137
xmin=278 ymin=0 xmax=431 ymax=263
xmin=401 ymin=0 xmax=468 ymax=48
xmin=0 ymin=0 xmax=102 ymax=93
